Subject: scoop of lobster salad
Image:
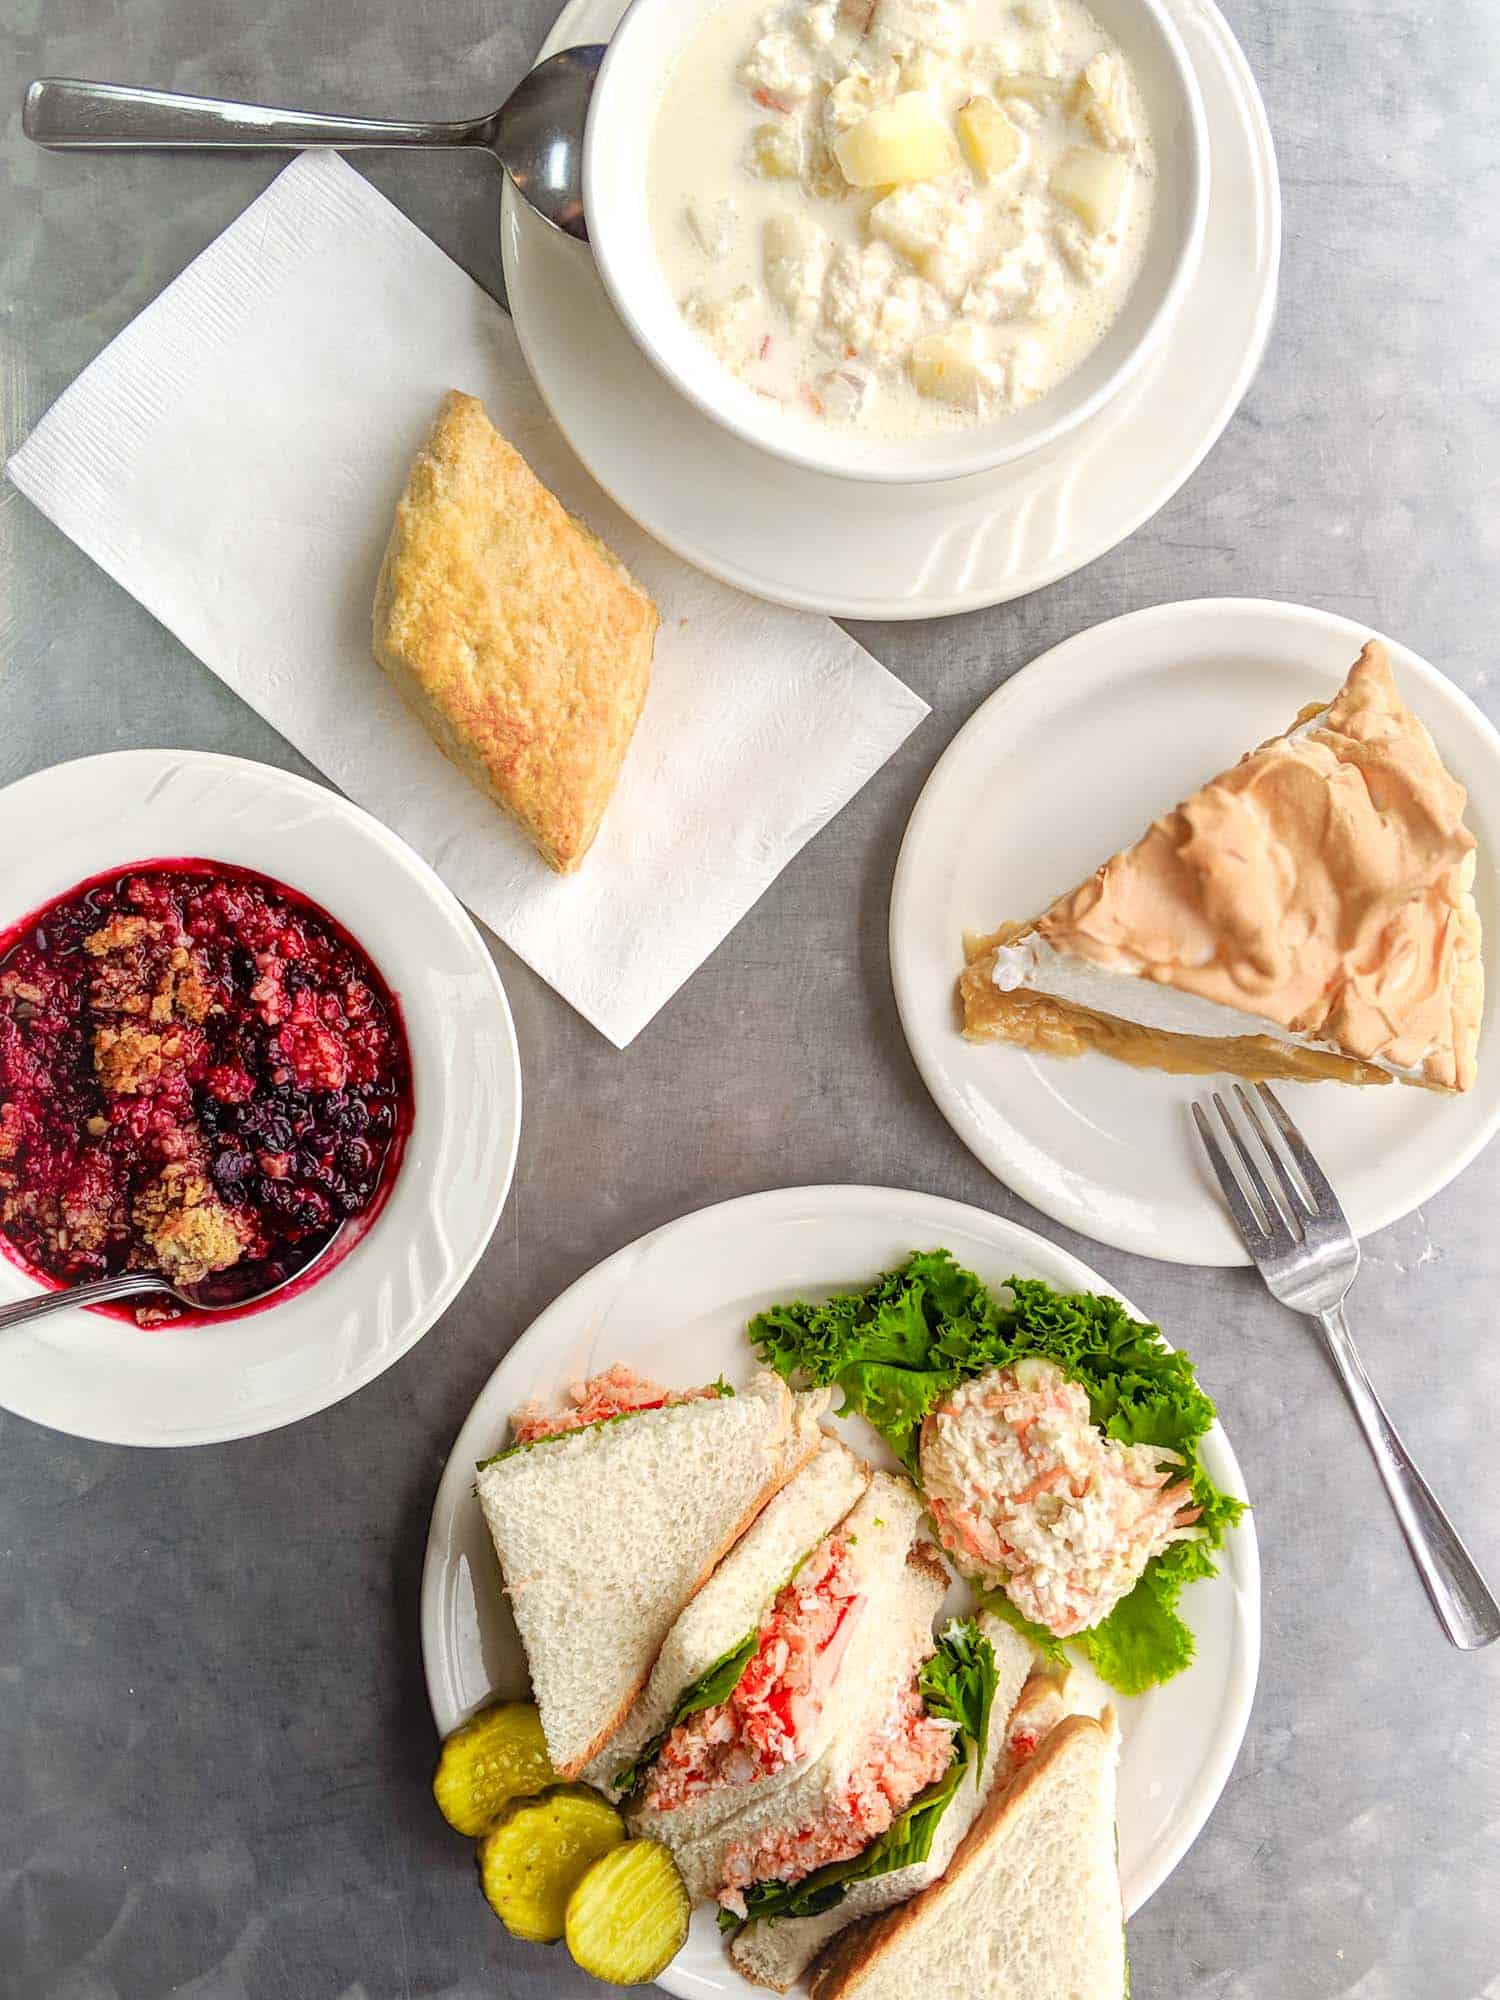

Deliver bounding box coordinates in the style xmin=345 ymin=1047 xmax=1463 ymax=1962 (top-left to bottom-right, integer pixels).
xmin=749 ymin=1250 xmax=1244 ymax=1694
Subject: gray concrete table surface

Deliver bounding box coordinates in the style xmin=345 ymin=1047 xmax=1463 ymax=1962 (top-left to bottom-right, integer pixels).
xmin=2 ymin=0 xmax=1498 ymax=1994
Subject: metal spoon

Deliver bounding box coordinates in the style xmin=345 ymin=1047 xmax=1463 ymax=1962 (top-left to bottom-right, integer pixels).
xmin=22 ymin=46 xmax=607 ymax=241
xmin=0 ymin=1227 xmax=346 ymax=1333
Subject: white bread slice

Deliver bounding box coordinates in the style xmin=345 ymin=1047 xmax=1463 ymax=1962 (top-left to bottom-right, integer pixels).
xmin=476 ymin=1372 xmax=828 ymax=1778
xmin=582 ymin=1437 xmax=872 ymax=1798
xmin=629 ymin=1473 xmax=946 ymax=1902
xmin=730 ymin=1610 xmax=1035 ymax=1991
xmin=809 ymin=1714 xmax=1125 ymax=2000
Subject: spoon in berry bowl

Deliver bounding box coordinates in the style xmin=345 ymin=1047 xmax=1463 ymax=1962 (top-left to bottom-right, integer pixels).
xmin=0 ymin=1225 xmax=347 ymax=1333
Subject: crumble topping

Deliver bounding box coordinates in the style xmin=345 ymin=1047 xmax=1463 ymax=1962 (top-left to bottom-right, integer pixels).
xmin=93 ymin=1025 xmax=166 ymax=1095
xmin=133 ymin=1165 xmax=250 ymax=1285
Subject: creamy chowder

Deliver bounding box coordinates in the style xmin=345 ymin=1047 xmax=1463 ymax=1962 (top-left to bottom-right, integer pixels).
xmin=647 ymin=0 xmax=1157 ymax=439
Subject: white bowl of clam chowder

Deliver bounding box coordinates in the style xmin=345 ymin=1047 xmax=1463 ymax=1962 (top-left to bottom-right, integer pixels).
xmin=583 ymin=0 xmax=1209 ymax=485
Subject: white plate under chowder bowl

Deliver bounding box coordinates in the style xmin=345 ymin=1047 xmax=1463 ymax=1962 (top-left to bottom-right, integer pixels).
xmin=505 ymin=0 xmax=1276 ymax=616
xmin=421 ymin=1185 xmax=1259 ymax=1994
xmin=583 ymin=0 xmax=1208 ymax=484
xmin=0 ymin=750 xmax=521 ymax=1447
xmin=890 ymin=599 xmax=1500 ymax=1266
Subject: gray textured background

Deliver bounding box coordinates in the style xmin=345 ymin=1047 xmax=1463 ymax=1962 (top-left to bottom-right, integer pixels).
xmin=3 ymin=0 xmax=1499 ymax=1995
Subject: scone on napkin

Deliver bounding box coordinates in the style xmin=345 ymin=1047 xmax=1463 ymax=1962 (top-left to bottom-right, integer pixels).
xmin=373 ymin=391 xmax=658 ymax=873
xmin=6 ymin=151 xmax=929 ymax=1045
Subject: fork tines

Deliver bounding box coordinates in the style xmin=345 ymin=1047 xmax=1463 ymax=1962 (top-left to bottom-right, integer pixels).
xmin=1191 ymin=1081 xmax=1349 ymax=1249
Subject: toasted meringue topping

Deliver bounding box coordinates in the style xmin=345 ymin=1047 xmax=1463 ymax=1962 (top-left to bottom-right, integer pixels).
xmin=1019 ymin=643 xmax=1483 ymax=1091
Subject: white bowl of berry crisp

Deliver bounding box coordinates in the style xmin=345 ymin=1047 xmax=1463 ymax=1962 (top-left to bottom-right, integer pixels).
xmin=0 ymin=750 xmax=521 ymax=1446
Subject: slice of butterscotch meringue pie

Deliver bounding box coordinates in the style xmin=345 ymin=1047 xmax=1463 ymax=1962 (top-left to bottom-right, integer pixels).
xmin=959 ymin=642 xmax=1483 ymax=1092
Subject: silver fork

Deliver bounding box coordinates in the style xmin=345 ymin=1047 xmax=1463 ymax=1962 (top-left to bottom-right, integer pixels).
xmin=1193 ymin=1081 xmax=1500 ymax=1651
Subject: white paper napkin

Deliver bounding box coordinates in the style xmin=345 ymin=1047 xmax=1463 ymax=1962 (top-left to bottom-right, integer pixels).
xmin=6 ymin=151 xmax=927 ymax=1046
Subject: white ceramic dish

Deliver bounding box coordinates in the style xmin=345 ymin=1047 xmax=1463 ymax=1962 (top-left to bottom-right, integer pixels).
xmin=890 ymin=599 xmax=1500 ymax=1266
xmin=0 ymin=750 xmax=522 ymax=1446
xmin=584 ymin=0 xmax=1208 ymax=484
xmin=504 ymin=0 xmax=1276 ymax=615
xmin=421 ymin=1184 xmax=1259 ymax=1993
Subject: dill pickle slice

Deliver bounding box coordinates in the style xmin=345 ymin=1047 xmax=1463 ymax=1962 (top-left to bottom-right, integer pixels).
xmin=477 ymin=1786 xmax=626 ymax=1943
xmin=565 ymin=1838 xmax=691 ymax=1985
xmin=432 ymin=1701 xmax=556 ymax=1837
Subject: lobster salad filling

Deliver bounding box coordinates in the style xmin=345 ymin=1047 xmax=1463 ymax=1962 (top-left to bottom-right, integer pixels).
xmin=718 ymin=1671 xmax=954 ymax=1914
xmin=920 ymin=1358 xmax=1201 ymax=1636
xmin=644 ymin=1529 xmax=868 ymax=1813
xmin=510 ymin=1365 xmax=727 ymax=1446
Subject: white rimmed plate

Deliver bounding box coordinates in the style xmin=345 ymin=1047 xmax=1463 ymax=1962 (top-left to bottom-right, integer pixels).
xmin=501 ymin=0 xmax=1278 ymax=618
xmin=890 ymin=599 xmax=1500 ymax=1265
xmin=0 ymin=750 xmax=521 ymax=1446
xmin=421 ymin=1185 xmax=1259 ymax=1993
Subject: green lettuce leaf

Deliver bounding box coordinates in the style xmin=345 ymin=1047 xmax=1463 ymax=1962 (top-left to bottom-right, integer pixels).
xmin=612 ymin=1623 xmax=760 ymax=1800
xmin=748 ymin=1252 xmax=1245 ymax=1695
xmin=976 ymin=1587 xmax=1069 ymax=1670
xmin=918 ymin=1617 xmax=998 ymax=1781
xmin=719 ymin=1619 xmax=996 ymax=1933
xmin=1079 ymin=1516 xmax=1235 ymax=1695
xmin=831 ymin=1363 xmax=955 ymax=1474
xmin=723 ymin=1757 xmax=967 ymax=1931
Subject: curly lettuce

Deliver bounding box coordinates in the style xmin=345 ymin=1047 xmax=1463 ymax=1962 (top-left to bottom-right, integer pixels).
xmin=611 ymin=1623 xmax=760 ymax=1801
xmin=750 ymin=1251 xmax=1244 ymax=1695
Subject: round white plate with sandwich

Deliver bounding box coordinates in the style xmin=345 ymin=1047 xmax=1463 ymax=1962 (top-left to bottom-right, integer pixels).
xmin=891 ymin=599 xmax=1500 ymax=1266
xmin=502 ymin=0 xmax=1278 ymax=619
xmin=421 ymin=1184 xmax=1259 ymax=1995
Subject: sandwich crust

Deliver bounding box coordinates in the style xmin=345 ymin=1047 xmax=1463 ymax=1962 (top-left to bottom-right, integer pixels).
xmin=561 ymin=1419 xmax=827 ymax=1781
xmin=904 ymin=1539 xmax=953 ymax=1592
xmin=477 ymin=1374 xmax=826 ymax=1783
xmin=730 ymin=1610 xmax=1037 ymax=1992
xmin=372 ymin=391 xmax=658 ymax=873
xmin=585 ymin=1438 xmax=871 ymax=1799
xmin=809 ymin=1715 xmax=1119 ymax=2000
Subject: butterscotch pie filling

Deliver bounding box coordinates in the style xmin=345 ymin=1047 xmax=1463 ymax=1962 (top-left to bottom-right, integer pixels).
xmin=958 ymin=922 xmax=1395 ymax=1086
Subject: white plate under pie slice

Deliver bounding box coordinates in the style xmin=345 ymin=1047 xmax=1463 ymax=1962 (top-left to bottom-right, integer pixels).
xmin=0 ymin=750 xmax=522 ymax=1446
xmin=502 ymin=0 xmax=1278 ymax=619
xmin=421 ymin=1185 xmax=1259 ymax=1995
xmin=890 ymin=599 xmax=1500 ymax=1266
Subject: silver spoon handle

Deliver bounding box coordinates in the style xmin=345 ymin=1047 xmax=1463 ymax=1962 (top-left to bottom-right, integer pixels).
xmin=24 ymin=78 xmax=488 ymax=151
xmin=0 ymin=1270 xmax=166 ymax=1330
xmin=1318 ymin=1302 xmax=1500 ymax=1650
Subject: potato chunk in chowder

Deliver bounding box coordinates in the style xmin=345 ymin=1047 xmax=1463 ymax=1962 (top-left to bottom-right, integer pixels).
xmin=648 ymin=0 xmax=1156 ymax=438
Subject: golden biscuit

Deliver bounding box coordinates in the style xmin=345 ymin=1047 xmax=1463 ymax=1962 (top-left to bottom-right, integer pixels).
xmin=373 ymin=392 xmax=658 ymax=872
